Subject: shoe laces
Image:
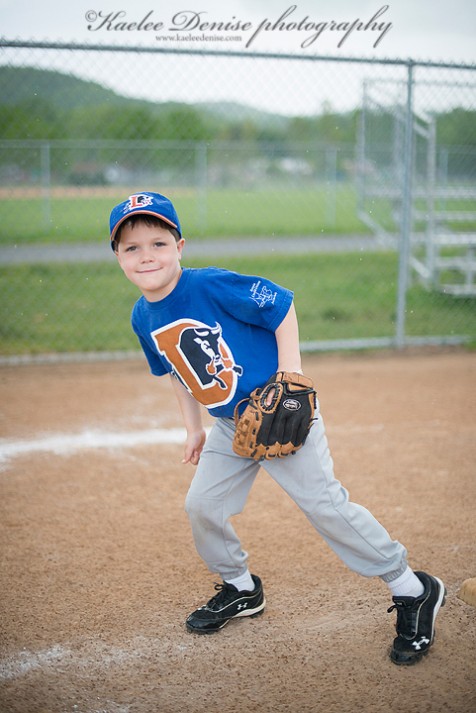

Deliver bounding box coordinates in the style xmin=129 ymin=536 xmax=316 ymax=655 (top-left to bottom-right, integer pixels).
xmin=204 ymin=582 xmax=240 ymax=611
xmin=387 ymin=599 xmax=418 ymax=639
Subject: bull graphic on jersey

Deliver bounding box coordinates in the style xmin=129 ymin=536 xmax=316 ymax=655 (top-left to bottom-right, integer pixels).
xmin=152 ymin=319 xmax=243 ymax=408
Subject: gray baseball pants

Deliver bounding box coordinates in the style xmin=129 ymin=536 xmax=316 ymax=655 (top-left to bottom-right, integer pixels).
xmin=184 ymin=413 xmax=408 ymax=583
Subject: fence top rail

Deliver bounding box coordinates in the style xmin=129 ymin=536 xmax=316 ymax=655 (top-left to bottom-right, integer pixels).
xmin=1 ymin=139 xmax=476 ymax=155
xmin=1 ymin=38 xmax=475 ymax=72
xmin=364 ymin=77 xmax=476 ymax=89
xmin=0 ymin=138 xmax=376 ymax=150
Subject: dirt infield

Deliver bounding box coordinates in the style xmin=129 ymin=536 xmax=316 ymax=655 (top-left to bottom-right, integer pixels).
xmin=1 ymin=350 xmax=475 ymax=713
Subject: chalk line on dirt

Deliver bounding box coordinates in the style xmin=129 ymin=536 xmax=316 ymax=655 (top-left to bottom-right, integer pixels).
xmin=0 ymin=428 xmax=194 ymax=467
xmin=0 ymin=637 xmax=188 ymax=682
xmin=0 ymin=425 xmax=387 ymax=468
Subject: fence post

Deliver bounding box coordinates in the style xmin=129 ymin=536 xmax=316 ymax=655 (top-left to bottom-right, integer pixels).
xmin=395 ymin=62 xmax=415 ymax=348
xmin=426 ymin=117 xmax=437 ymax=287
xmin=40 ymin=140 xmax=52 ymax=229
xmin=324 ymin=146 xmax=337 ymax=227
xmin=195 ymin=141 xmax=208 ymax=235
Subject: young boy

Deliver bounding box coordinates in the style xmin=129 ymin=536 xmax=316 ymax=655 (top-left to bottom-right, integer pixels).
xmin=110 ymin=191 xmax=445 ymax=665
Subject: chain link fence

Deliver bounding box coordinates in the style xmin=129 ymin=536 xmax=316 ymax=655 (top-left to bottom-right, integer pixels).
xmin=0 ymin=42 xmax=475 ymax=360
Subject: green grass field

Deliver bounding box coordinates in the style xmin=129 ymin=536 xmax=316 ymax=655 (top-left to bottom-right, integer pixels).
xmin=1 ymin=253 xmax=475 ymax=356
xmin=0 ymin=186 xmax=373 ymax=245
xmin=1 ymin=185 xmax=474 ymax=246
xmin=1 ymin=185 xmax=474 ymax=356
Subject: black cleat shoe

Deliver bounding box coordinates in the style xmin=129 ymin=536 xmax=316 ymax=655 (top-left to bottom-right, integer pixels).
xmin=388 ymin=571 xmax=446 ymax=665
xmin=186 ymin=574 xmax=266 ymax=634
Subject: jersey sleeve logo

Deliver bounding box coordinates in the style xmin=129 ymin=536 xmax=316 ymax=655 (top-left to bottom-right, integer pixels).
xmin=152 ymin=319 xmax=243 ymax=408
xmin=250 ymin=280 xmax=277 ymax=308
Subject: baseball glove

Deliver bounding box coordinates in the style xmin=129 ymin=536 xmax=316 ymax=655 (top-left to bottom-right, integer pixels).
xmin=232 ymin=371 xmax=317 ymax=461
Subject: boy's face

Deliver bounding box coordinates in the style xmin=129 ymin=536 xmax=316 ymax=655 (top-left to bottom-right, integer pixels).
xmin=115 ymin=220 xmax=185 ymax=302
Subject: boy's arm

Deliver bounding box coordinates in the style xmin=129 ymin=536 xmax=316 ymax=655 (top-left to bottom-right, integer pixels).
xmin=233 ymin=301 xmax=314 ymax=460
xmin=275 ymin=301 xmax=303 ymax=374
xmin=169 ymin=375 xmax=207 ymax=465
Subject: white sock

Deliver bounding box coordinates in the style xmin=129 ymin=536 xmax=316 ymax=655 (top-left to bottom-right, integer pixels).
xmin=225 ymin=571 xmax=255 ymax=592
xmin=387 ymin=566 xmax=425 ymax=598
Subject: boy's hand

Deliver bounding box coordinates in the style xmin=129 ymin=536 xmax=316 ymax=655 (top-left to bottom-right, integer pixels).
xmin=182 ymin=429 xmax=207 ymax=465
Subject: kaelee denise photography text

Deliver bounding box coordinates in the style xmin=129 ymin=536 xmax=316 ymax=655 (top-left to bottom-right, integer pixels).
xmin=85 ymin=4 xmax=393 ymax=50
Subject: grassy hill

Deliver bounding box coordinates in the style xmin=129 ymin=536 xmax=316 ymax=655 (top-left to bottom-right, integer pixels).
xmin=0 ymin=66 xmax=126 ymax=109
xmin=0 ymin=65 xmax=290 ymax=126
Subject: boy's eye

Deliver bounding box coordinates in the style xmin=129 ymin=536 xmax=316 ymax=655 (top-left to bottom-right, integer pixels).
xmin=125 ymin=245 xmax=137 ymax=252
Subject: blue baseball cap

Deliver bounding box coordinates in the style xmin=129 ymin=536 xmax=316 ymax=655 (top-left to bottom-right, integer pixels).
xmin=109 ymin=191 xmax=182 ymax=248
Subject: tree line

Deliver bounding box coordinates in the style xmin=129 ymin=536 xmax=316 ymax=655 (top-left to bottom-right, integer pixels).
xmin=1 ymin=94 xmax=474 ymax=148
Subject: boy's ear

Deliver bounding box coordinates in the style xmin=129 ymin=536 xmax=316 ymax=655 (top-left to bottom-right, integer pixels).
xmin=177 ymin=237 xmax=185 ymax=258
xmin=114 ymin=245 xmax=122 ymax=264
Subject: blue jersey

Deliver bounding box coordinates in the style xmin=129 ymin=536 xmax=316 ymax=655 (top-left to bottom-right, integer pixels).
xmin=131 ymin=266 xmax=293 ymax=418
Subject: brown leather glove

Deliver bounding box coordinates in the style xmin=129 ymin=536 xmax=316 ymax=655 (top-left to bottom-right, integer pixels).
xmin=232 ymin=371 xmax=317 ymax=461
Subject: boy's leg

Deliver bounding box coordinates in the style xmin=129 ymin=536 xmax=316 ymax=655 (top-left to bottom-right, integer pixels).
xmin=184 ymin=417 xmax=261 ymax=581
xmin=263 ymin=414 xmax=445 ymax=663
xmin=263 ymin=414 xmax=408 ymax=578
xmin=184 ymin=418 xmax=266 ymax=634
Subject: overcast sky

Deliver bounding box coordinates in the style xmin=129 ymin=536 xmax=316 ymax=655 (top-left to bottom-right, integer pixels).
xmin=1 ymin=1 xmax=475 ymax=114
